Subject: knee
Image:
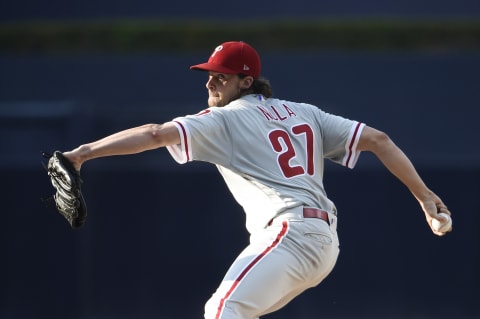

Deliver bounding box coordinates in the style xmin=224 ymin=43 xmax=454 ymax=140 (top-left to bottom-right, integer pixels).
xmin=204 ymin=297 xmax=257 ymax=319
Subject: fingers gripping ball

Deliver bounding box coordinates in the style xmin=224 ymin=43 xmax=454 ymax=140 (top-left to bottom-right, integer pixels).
xmin=44 ymin=151 xmax=87 ymax=228
xmin=432 ymin=212 xmax=452 ymax=233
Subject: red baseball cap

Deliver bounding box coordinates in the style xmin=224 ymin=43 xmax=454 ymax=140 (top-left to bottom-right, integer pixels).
xmin=190 ymin=41 xmax=261 ymax=78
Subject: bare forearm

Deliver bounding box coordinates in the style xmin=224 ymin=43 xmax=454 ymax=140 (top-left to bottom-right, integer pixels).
xmin=374 ymin=140 xmax=431 ymax=201
xmin=64 ymin=122 xmax=180 ymax=169
xmin=373 ymin=137 xmax=451 ymax=234
xmin=78 ymin=125 xmax=160 ymax=156
xmin=358 ymin=126 xmax=434 ymax=201
xmin=358 ymin=126 xmax=450 ymax=236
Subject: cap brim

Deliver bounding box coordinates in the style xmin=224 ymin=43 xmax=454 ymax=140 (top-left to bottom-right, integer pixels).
xmin=190 ymin=62 xmax=237 ymax=74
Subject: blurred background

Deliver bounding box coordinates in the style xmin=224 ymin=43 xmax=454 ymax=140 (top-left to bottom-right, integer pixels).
xmin=1 ymin=1 xmax=479 ymax=318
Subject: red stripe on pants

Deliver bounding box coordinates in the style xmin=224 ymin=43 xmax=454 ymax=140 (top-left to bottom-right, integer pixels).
xmin=215 ymin=221 xmax=289 ymax=319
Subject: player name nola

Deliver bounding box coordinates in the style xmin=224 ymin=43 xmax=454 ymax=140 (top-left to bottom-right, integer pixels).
xmin=257 ymin=104 xmax=297 ymax=121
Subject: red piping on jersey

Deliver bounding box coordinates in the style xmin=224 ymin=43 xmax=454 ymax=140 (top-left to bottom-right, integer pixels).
xmin=345 ymin=122 xmax=362 ymax=168
xmin=214 ymin=221 xmax=289 ymax=319
xmin=174 ymin=120 xmax=190 ymax=162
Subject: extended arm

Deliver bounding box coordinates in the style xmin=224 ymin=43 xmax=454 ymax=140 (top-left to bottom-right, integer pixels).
xmin=63 ymin=122 xmax=180 ymax=171
xmin=357 ymin=126 xmax=451 ymax=236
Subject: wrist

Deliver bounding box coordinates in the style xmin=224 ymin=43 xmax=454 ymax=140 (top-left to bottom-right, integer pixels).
xmin=64 ymin=145 xmax=89 ymax=171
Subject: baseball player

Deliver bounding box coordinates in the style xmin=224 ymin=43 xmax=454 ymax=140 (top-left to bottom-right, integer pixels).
xmin=61 ymin=41 xmax=452 ymax=319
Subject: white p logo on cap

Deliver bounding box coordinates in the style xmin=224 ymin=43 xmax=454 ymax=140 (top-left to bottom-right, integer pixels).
xmin=211 ymin=45 xmax=223 ymax=58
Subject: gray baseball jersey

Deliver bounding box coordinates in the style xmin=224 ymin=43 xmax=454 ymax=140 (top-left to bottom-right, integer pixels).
xmin=167 ymin=94 xmax=365 ymax=234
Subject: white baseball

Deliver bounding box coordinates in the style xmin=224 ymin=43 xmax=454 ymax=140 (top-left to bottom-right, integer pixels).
xmin=432 ymin=212 xmax=452 ymax=233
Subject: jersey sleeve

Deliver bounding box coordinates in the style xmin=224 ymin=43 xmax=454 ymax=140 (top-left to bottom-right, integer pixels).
xmin=166 ymin=109 xmax=232 ymax=165
xmin=318 ymin=109 xmax=365 ymax=169
xmin=165 ymin=121 xmax=190 ymax=164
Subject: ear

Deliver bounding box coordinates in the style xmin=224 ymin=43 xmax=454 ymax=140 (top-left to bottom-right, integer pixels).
xmin=240 ymin=76 xmax=254 ymax=89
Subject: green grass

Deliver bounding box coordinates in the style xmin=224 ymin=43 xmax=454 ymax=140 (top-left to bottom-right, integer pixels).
xmin=1 ymin=18 xmax=479 ymax=53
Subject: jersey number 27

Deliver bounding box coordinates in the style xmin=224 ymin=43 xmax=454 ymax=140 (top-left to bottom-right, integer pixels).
xmin=268 ymin=123 xmax=315 ymax=178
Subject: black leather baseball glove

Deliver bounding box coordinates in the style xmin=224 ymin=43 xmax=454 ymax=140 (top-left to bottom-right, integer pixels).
xmin=43 ymin=151 xmax=87 ymax=228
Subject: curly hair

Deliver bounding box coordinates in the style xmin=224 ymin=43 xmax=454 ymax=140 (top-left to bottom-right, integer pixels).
xmin=239 ymin=75 xmax=273 ymax=98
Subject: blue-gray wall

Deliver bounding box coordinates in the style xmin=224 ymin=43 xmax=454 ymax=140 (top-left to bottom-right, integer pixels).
xmin=2 ymin=2 xmax=480 ymax=318
xmin=2 ymin=0 xmax=480 ymax=21
xmin=2 ymin=51 xmax=479 ymax=319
